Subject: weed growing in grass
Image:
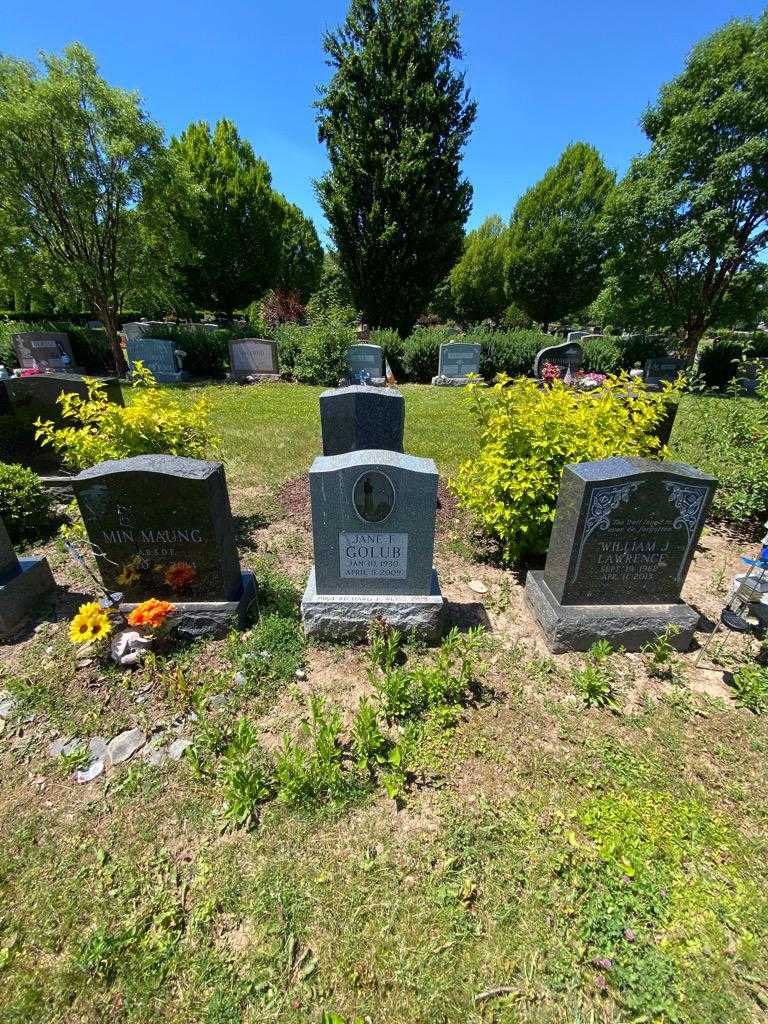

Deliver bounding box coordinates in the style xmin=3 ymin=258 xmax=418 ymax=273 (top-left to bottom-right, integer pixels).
xmin=185 ymin=717 xmax=235 ymax=781
xmin=572 ymin=641 xmax=620 ymax=709
xmin=350 ymin=697 xmax=391 ymax=776
xmin=220 ymin=719 xmax=273 ymax=828
xmin=57 ymin=746 xmax=90 ymax=775
xmin=730 ymin=662 xmax=768 ymax=713
xmin=367 ymin=618 xmax=403 ymax=671
xmin=275 ymin=696 xmax=351 ymax=807
xmin=642 ymin=625 xmax=685 ymax=683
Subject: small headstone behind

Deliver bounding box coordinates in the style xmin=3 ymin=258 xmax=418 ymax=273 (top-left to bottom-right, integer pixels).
xmin=345 ymin=344 xmax=386 ymax=386
xmin=644 ymin=356 xmax=687 ymax=389
xmin=301 ymin=449 xmax=445 ymax=639
xmin=228 ymin=338 xmax=280 ymax=383
xmin=525 ymin=456 xmax=717 ymax=652
xmin=12 ymin=332 xmax=81 ymax=373
xmin=72 ymin=454 xmax=256 ymax=638
xmin=125 ymin=338 xmax=188 ymax=383
xmin=567 ymin=331 xmax=589 ymax=344
xmin=0 ymin=515 xmax=57 ymax=640
xmin=320 ymin=386 xmax=405 ymax=455
xmin=432 ymin=342 xmax=482 ymax=386
xmin=534 ymin=340 xmax=584 ymax=381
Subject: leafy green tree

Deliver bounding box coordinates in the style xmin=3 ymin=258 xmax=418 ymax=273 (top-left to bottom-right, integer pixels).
xmin=0 ymin=44 xmax=178 ymax=369
xmin=275 ymin=200 xmax=323 ymax=302
xmin=450 ymin=215 xmax=508 ymax=323
xmin=602 ymin=13 xmax=768 ymax=357
xmin=306 ymin=251 xmax=356 ymax=318
xmin=506 ymin=142 xmax=615 ymax=330
xmin=170 ymin=118 xmax=284 ymax=314
xmin=316 ymin=0 xmax=476 ymax=336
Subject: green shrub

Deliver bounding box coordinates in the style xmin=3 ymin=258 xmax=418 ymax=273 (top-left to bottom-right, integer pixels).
xmin=473 ymin=329 xmax=549 ymax=378
xmin=402 ymin=327 xmax=451 ymax=382
xmin=0 ymin=463 xmax=53 ymax=542
xmin=273 ymin=323 xmax=305 ymax=374
xmin=371 ymin=328 xmax=405 ymax=380
xmin=150 ymin=325 xmax=238 ymax=379
xmin=454 ymin=375 xmax=680 ymax=561
xmin=291 ymin=310 xmax=357 ymax=386
xmin=615 ymin=333 xmax=671 ymax=370
xmin=583 ymin=336 xmax=622 ymax=373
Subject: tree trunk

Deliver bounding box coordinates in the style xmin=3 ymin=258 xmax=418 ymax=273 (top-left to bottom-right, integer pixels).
xmin=94 ymin=301 xmax=126 ymax=375
xmin=682 ymin=321 xmax=708 ymax=363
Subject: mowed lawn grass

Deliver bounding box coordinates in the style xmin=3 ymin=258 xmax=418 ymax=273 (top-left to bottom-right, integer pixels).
xmin=174 ymin=382 xmax=478 ymax=489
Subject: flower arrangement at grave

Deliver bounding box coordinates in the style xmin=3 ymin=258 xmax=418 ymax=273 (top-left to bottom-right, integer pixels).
xmin=69 ymin=594 xmax=176 ymax=667
xmin=541 ymin=361 xmax=560 ymax=385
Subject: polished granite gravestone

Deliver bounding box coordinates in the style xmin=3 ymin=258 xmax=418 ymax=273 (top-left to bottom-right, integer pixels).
xmin=567 ymin=331 xmax=589 ymax=344
xmin=301 ymin=449 xmax=445 ymax=639
xmin=533 ymin=340 xmax=584 ymax=380
xmin=73 ymin=455 xmax=256 ymax=638
xmin=228 ymin=338 xmax=280 ymax=382
xmin=125 ymin=338 xmax=188 ymax=383
xmin=345 ymin=344 xmax=386 ymax=386
xmin=319 ymin=386 xmax=405 ymax=455
xmin=432 ymin=342 xmax=482 ymax=386
xmin=12 ymin=332 xmax=82 ymax=373
xmin=0 ymin=515 xmax=57 ymax=641
xmin=4 ymin=373 xmax=123 ymax=415
xmin=644 ymin=356 xmax=688 ymax=389
xmin=525 ymin=456 xmax=717 ymax=652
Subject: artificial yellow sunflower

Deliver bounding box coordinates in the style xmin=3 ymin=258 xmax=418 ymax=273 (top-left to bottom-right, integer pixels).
xmin=68 ymin=602 xmax=113 ymax=645
xmin=117 ymin=557 xmax=142 ymax=588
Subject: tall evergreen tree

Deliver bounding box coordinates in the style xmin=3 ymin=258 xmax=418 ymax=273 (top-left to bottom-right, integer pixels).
xmin=275 ymin=199 xmax=324 ymax=302
xmin=506 ymin=142 xmax=615 ymax=329
xmin=602 ymin=13 xmax=768 ymax=355
xmin=316 ymin=0 xmax=476 ymax=336
xmin=450 ymin=215 xmax=508 ymax=323
xmin=170 ymin=119 xmax=284 ymax=313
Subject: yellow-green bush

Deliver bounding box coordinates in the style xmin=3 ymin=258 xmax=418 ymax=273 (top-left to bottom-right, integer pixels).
xmin=36 ymin=363 xmax=216 ymax=471
xmin=453 ymin=374 xmax=681 ymax=561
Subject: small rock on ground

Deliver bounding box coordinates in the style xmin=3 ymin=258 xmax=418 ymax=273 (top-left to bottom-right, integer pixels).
xmin=468 ymin=580 xmax=488 ymax=594
xmin=0 ymin=693 xmax=16 ymax=719
xmin=107 ymin=728 xmax=146 ymax=766
xmin=76 ymin=760 xmax=104 ymax=784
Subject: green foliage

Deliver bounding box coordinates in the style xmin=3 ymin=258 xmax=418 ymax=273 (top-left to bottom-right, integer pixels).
xmin=229 ymin=614 xmax=306 ymax=690
xmin=572 ymin=641 xmax=619 ymax=709
xmin=601 ymin=14 xmax=768 ymax=354
xmin=730 ymin=663 xmax=768 ymax=714
xmin=641 ymin=625 xmax=683 ymax=682
xmin=350 ymin=697 xmax=392 ymax=776
xmin=454 ymin=375 xmax=678 ymax=561
xmin=220 ymin=719 xmax=273 ymax=829
xmin=449 ymin=215 xmax=508 ymax=323
xmin=370 ymin=328 xmax=405 ymax=380
xmin=506 ymin=142 xmax=615 ymax=327
xmin=150 ymin=324 xmax=239 ymax=379
xmin=0 ymin=44 xmax=182 ymax=368
xmin=316 ymin=0 xmax=476 ymax=335
xmin=274 ymin=199 xmax=324 ymax=302
xmin=275 ymin=696 xmax=350 ymax=807
xmin=583 ymin=336 xmax=622 ymax=374
xmin=305 ymin=252 xmax=355 ymax=320
xmin=35 ymin=365 xmax=215 ymax=471
xmin=169 ymin=118 xmax=284 ymax=313
xmin=0 ymin=463 xmax=52 ymax=542
xmin=278 ymin=309 xmax=356 ymax=386
xmin=698 ymin=338 xmax=747 ymax=390
xmin=402 ymin=327 xmax=451 ymax=382
xmin=471 ymin=328 xmax=549 ymax=379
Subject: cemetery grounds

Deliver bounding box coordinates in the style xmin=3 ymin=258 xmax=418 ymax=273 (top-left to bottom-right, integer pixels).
xmin=2 ymin=383 xmax=768 ymax=1024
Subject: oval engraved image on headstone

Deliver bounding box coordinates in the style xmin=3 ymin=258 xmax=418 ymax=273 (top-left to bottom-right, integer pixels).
xmin=352 ymin=471 xmax=395 ymax=524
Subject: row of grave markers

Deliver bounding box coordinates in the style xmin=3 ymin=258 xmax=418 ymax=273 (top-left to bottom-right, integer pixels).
xmin=2 ymin=375 xmax=717 ymax=652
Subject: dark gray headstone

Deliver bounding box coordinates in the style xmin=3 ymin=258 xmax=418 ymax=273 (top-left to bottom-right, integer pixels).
xmin=644 ymin=356 xmax=687 ymax=388
xmin=73 ymin=455 xmax=242 ymax=602
xmin=308 ymin=449 xmax=437 ymax=597
xmin=229 ymin=338 xmax=279 ymax=378
xmin=566 ymin=331 xmax=589 ymax=344
xmin=0 ymin=514 xmax=56 ymax=639
xmin=12 ymin=332 xmax=75 ymax=371
xmin=544 ymin=457 xmax=716 ymax=606
xmin=437 ymin=343 xmax=481 ymax=379
xmin=4 ymin=373 xmax=123 ymax=413
xmin=346 ymin=344 xmax=384 ymax=381
xmin=125 ymin=338 xmax=185 ymax=382
xmin=534 ymin=341 xmax=584 ymax=379
xmin=319 ymin=386 xmax=405 ymax=456
xmin=0 ymin=517 xmax=20 ymax=581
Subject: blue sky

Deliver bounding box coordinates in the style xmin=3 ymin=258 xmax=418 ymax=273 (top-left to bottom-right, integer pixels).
xmin=3 ymin=0 xmax=766 ymax=243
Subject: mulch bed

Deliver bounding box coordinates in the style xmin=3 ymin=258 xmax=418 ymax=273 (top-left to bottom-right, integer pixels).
xmin=278 ymin=473 xmax=459 ymax=533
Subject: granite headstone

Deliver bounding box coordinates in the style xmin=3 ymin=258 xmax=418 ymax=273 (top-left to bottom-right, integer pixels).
xmin=4 ymin=373 xmax=123 ymax=414
xmin=525 ymin=456 xmax=717 ymax=652
xmin=644 ymin=356 xmax=687 ymax=389
xmin=13 ymin=332 xmax=79 ymax=372
xmin=320 ymin=386 xmax=405 ymax=455
xmin=229 ymin=338 xmax=280 ymax=381
xmin=345 ymin=344 xmax=385 ymax=384
xmin=301 ymin=449 xmax=445 ymax=638
xmin=432 ymin=342 xmax=482 ymax=386
xmin=533 ymin=340 xmax=584 ymax=380
xmin=125 ymin=338 xmax=187 ymax=383
xmin=0 ymin=515 xmax=57 ymax=640
xmin=73 ymin=455 xmax=255 ymax=636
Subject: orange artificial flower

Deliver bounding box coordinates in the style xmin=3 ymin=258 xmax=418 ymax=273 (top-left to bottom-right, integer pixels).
xmin=126 ymin=598 xmax=176 ymax=630
xmin=163 ymin=561 xmax=198 ymax=593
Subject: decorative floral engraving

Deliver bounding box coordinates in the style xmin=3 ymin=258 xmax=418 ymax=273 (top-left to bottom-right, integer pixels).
xmin=664 ymin=482 xmax=709 ymax=580
xmin=573 ymin=481 xmax=641 ymax=581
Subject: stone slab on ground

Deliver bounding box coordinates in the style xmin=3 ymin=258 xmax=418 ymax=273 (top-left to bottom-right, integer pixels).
xmin=524 ymin=570 xmax=699 ymax=654
xmin=301 ymin=566 xmax=446 ymax=642
xmin=119 ymin=570 xmax=257 ymax=640
xmin=0 ymin=557 xmax=57 ymax=641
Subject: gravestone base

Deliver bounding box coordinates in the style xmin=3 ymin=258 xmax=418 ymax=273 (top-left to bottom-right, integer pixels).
xmin=301 ymin=567 xmax=446 ymax=642
xmin=119 ymin=570 xmax=257 ymax=641
xmin=342 ymin=376 xmax=387 ymax=388
xmin=0 ymin=558 xmax=57 ymax=641
xmin=525 ymin=570 xmax=699 ymax=654
xmin=431 ymin=374 xmax=473 ymax=387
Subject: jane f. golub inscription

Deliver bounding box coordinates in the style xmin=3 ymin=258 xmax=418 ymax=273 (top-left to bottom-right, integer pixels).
xmin=340 ymin=532 xmax=408 ymax=579
xmin=73 ymin=454 xmax=243 ymax=603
